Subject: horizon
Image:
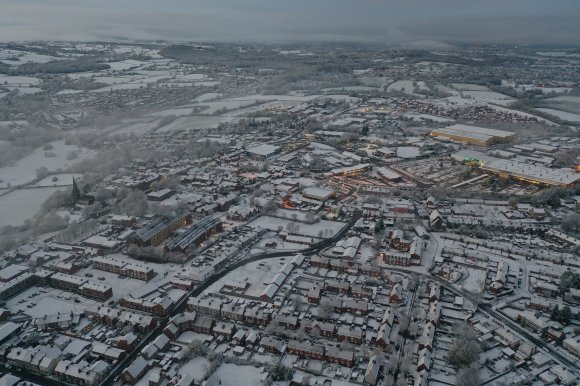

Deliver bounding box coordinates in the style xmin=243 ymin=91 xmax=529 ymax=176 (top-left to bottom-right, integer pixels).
xmin=1 ymin=0 xmax=579 ymax=46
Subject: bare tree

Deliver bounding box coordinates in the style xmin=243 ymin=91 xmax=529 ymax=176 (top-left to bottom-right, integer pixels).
xmin=456 ymin=364 xmax=481 ymax=386
xmin=318 ymin=298 xmax=334 ymax=320
xmin=448 ymin=322 xmax=480 ymax=369
xmin=115 ymin=190 xmax=149 ymax=217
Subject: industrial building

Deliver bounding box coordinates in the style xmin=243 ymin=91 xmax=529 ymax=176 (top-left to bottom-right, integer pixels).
xmin=431 ymin=124 xmax=517 ymax=146
xmin=302 ymin=187 xmax=336 ymax=201
xmin=453 ymin=150 xmax=580 ymax=188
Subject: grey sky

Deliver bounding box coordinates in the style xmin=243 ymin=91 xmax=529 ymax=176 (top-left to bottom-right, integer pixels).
xmin=1 ymin=0 xmax=579 ymax=45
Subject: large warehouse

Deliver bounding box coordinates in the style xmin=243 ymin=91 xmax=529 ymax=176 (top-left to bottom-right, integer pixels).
xmin=453 ymin=150 xmax=580 ymax=188
xmin=431 ymin=124 xmax=517 ymax=146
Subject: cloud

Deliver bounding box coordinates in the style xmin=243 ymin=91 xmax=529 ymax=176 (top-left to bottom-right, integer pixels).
xmin=0 ymin=0 xmax=578 ymax=45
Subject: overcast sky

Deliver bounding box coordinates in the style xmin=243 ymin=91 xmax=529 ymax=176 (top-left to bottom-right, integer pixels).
xmin=1 ymin=0 xmax=579 ymax=46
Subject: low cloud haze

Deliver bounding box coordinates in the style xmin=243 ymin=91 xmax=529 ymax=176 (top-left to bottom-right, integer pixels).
xmin=1 ymin=0 xmax=579 ymax=45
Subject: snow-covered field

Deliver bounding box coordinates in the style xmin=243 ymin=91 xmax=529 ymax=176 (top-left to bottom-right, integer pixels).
xmin=387 ymin=80 xmax=425 ymax=95
xmin=322 ymin=86 xmax=382 ymax=93
xmin=148 ymin=106 xmax=195 ymax=117
xmin=451 ymin=83 xmax=489 ymax=91
xmin=32 ymin=173 xmax=81 ymax=187
xmin=227 ymin=94 xmax=321 ymax=102
xmin=460 ymin=90 xmax=515 ymax=106
xmin=0 ymin=50 xmax=56 ymax=65
xmin=109 ymin=117 xmax=163 ymax=135
xmin=158 ymin=95 xmax=314 ymax=132
xmin=194 ymin=93 xmax=223 ymax=102
xmin=0 ymin=187 xmax=63 ymax=227
xmin=248 ymin=216 xmax=346 ymax=238
xmin=0 ymin=74 xmax=41 ymax=86
xmin=433 ymin=84 xmax=460 ymax=96
xmin=461 ymin=269 xmax=486 ymax=293
xmin=536 ymin=108 xmax=580 ymax=122
xmin=89 ymin=73 xmax=172 ymax=92
xmin=8 ymin=87 xmax=42 ymax=96
xmin=177 ymin=73 xmax=208 ymax=81
xmin=196 ymin=100 xmax=266 ymax=115
xmin=0 ymin=140 xmax=95 ymax=188
xmin=213 ymin=364 xmax=266 ymax=386
xmin=102 ymin=59 xmax=147 ymax=71
xmin=158 ymin=115 xmax=234 ymax=132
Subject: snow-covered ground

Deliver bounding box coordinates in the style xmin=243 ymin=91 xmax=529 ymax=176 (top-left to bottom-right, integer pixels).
xmin=194 ymin=93 xmax=223 ymax=102
xmin=75 ymin=266 xmax=152 ymax=301
xmin=0 ymin=140 xmax=95 ymax=188
xmin=0 ymin=187 xmax=63 ymax=227
xmin=226 ymin=94 xmax=321 ymax=102
xmin=451 ymin=83 xmax=489 ymax=91
xmin=0 ymin=74 xmax=41 ymax=86
xmin=102 ymin=59 xmax=147 ymax=71
xmin=213 ymin=364 xmax=266 ymax=386
xmin=536 ymin=108 xmax=580 ymax=122
xmin=178 ymin=357 xmax=210 ymax=382
xmin=202 ymin=257 xmax=290 ymax=296
xmin=148 ymin=106 xmax=195 ymax=117
xmin=0 ymin=50 xmax=56 ymax=65
xmin=248 ymin=216 xmax=346 ymax=238
xmin=461 ymin=269 xmax=486 ymax=294
xmin=460 ymin=90 xmax=515 ymax=106
xmin=158 ymin=115 xmax=234 ymax=132
xmin=195 ymin=100 xmax=267 ymax=115
xmin=387 ymin=80 xmax=427 ymax=95
xmin=109 ymin=117 xmax=163 ymax=136
xmin=322 ymin=86 xmax=382 ymax=93
xmin=32 ymin=173 xmax=81 ymax=187
xmin=5 ymin=286 xmax=100 ymax=317
xmin=433 ymin=84 xmax=461 ymax=97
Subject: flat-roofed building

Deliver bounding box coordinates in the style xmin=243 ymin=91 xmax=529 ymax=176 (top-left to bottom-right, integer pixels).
xmin=246 ymin=144 xmax=281 ymax=159
xmin=302 ymin=187 xmax=336 ymax=201
xmin=453 ymin=150 xmax=580 ymax=188
xmin=431 ymin=124 xmax=517 ymax=146
xmin=147 ymin=188 xmax=175 ymax=201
